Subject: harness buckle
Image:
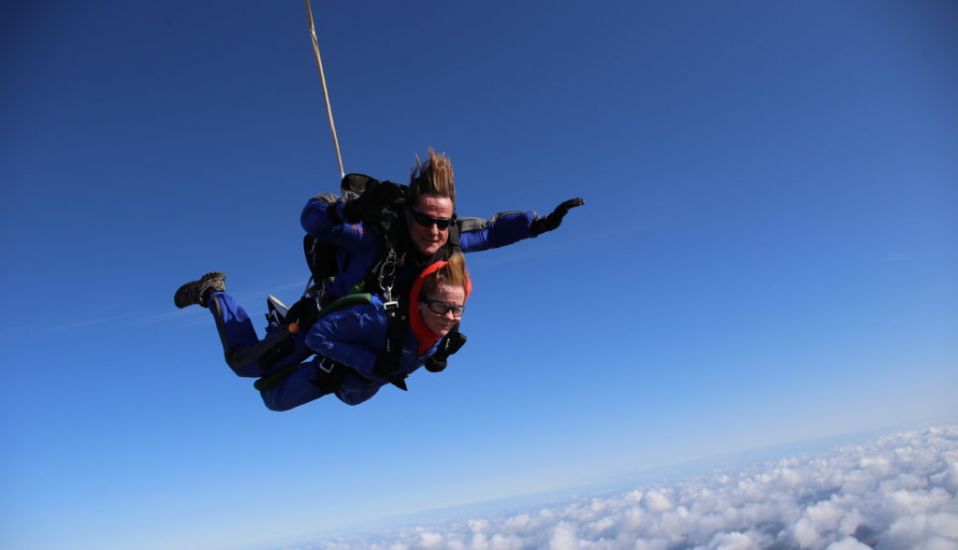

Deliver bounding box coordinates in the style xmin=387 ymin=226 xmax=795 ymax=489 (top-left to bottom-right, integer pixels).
xmin=318 ymin=356 xmax=337 ymax=374
xmin=377 ymin=248 xmax=399 ymax=297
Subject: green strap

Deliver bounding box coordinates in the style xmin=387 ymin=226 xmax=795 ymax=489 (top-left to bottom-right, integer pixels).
xmin=321 ymin=293 xmax=373 ymax=315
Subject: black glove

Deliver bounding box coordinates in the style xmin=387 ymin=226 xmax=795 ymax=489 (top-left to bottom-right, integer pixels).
xmin=530 ymin=197 xmax=585 ymax=236
xmin=425 ymin=329 xmax=467 ymax=373
xmin=342 ymin=180 xmax=406 ymax=224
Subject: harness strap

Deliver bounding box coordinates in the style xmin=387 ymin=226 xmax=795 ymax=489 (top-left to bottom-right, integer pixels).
xmin=447 ymin=220 xmax=461 ymax=249
xmin=311 ymin=356 xmax=348 ymax=394
xmin=375 ymin=294 xmax=411 ymax=390
xmin=255 ymin=354 xmax=349 ymax=394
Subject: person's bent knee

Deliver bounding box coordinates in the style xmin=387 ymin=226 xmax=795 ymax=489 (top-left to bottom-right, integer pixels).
xmin=260 ymin=391 xmax=296 ymax=412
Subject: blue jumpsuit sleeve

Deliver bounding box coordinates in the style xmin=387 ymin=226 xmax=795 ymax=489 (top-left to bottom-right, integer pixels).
xmin=458 ymin=211 xmax=537 ymax=252
xmin=300 ymin=196 xmax=377 ymax=253
xmin=304 ymin=302 xmax=385 ymax=375
xmin=300 ymin=195 xmax=383 ymax=299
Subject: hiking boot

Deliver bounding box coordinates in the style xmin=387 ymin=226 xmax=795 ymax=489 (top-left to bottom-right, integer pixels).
xmin=174 ymin=272 xmax=226 ymax=308
xmin=266 ymin=295 xmax=289 ymax=328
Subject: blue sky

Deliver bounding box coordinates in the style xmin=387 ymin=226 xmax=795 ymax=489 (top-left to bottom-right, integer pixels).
xmin=2 ymin=1 xmax=956 ymax=548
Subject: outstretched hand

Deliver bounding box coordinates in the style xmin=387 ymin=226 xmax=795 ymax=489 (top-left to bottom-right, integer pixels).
xmin=530 ymin=197 xmax=585 ymax=236
xmin=342 ymin=180 xmax=406 ymax=224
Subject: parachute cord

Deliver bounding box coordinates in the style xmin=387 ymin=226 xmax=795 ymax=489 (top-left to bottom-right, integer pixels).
xmin=304 ymin=0 xmax=345 ymax=179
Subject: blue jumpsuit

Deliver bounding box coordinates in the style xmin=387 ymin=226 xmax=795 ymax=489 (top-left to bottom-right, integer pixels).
xmin=208 ymin=200 xmax=537 ymax=410
xmin=209 ymin=291 xmax=439 ymax=410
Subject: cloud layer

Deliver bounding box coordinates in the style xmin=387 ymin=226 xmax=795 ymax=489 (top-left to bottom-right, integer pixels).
xmin=313 ymin=426 xmax=958 ymax=549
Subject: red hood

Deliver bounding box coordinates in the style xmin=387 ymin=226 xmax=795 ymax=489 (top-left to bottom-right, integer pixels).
xmin=409 ymin=260 xmax=472 ymax=355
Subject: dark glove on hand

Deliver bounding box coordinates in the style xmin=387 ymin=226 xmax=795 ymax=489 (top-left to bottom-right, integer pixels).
xmin=530 ymin=197 xmax=585 ymax=236
xmin=425 ymin=329 xmax=467 ymax=373
xmin=342 ymin=180 xmax=406 ymax=224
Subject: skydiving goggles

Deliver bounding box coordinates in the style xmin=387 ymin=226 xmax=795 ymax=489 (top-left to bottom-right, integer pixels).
xmin=420 ymin=298 xmax=465 ymax=318
xmin=409 ymin=209 xmax=453 ymax=230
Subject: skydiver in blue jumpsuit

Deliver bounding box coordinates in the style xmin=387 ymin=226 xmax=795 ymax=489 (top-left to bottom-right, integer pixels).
xmin=174 ymin=149 xmax=582 ymax=409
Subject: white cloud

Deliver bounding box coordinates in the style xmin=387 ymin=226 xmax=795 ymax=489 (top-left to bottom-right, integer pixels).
xmin=314 ymin=426 xmax=958 ymax=549
xmin=707 ymin=530 xmax=768 ymax=550
xmin=643 ymin=490 xmax=673 ymax=513
xmin=548 ymin=522 xmax=578 ymax=550
xmin=825 ymin=536 xmax=870 ymax=550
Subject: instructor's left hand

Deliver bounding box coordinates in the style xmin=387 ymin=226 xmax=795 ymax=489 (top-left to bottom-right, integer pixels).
xmin=531 ymin=197 xmax=585 ymax=236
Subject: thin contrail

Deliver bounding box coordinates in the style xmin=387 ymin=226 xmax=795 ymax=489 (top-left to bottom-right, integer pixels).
xmin=0 ymin=280 xmax=307 ymax=335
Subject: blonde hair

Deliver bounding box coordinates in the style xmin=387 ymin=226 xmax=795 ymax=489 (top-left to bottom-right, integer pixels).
xmin=422 ymin=250 xmax=469 ymax=298
xmin=409 ymin=147 xmax=456 ymax=207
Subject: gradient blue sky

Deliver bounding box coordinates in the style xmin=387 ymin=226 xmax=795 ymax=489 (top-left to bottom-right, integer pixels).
xmin=2 ymin=1 xmax=956 ymax=548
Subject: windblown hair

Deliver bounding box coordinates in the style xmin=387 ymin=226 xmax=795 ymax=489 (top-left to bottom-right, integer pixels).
xmin=409 ymin=147 xmax=456 ymax=207
xmin=422 ymin=251 xmax=469 ymax=298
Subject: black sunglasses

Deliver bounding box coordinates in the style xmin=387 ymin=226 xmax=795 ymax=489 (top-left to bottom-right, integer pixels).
xmin=420 ymin=298 xmax=465 ymax=317
xmin=409 ymin=209 xmax=453 ymax=230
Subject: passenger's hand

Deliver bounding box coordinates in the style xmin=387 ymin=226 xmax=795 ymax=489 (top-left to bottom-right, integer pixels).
xmin=530 ymin=197 xmax=585 ymax=236
xmin=425 ymin=328 xmax=467 ymax=373
xmin=342 ymin=180 xmax=406 ymax=224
